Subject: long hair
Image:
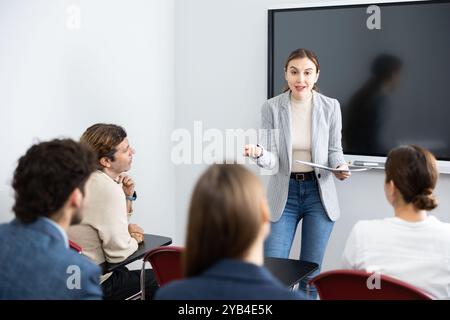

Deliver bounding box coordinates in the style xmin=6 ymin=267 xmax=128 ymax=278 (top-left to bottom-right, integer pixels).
xmin=183 ymin=164 xmax=265 ymax=277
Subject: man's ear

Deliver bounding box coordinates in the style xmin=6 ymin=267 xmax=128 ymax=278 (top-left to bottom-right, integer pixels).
xmin=385 ymin=180 xmax=397 ymax=203
xmin=67 ymin=188 xmax=83 ymax=209
xmin=99 ymin=157 xmax=111 ymax=168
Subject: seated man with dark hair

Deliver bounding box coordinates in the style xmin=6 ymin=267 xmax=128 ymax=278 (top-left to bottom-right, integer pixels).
xmin=0 ymin=139 xmax=102 ymax=299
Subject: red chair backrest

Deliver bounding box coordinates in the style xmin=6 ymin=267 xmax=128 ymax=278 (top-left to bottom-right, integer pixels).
xmin=309 ymin=269 xmax=432 ymax=300
xmin=143 ymin=246 xmax=184 ymax=286
xmin=69 ymin=240 xmax=82 ymax=253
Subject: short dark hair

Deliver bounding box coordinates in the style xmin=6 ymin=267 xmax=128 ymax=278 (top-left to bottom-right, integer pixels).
xmin=12 ymin=139 xmax=97 ymax=224
xmin=80 ymin=123 xmax=127 ymax=169
xmin=385 ymin=145 xmax=438 ymax=211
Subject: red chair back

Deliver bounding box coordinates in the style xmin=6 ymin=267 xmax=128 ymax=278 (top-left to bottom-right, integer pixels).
xmin=69 ymin=240 xmax=82 ymax=253
xmin=140 ymin=246 xmax=184 ymax=299
xmin=309 ymin=269 xmax=432 ymax=300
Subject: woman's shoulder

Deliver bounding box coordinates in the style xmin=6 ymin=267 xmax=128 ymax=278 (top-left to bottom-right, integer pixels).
xmin=314 ymin=90 xmax=339 ymax=107
xmin=351 ymin=219 xmax=387 ymax=234
xmin=261 ymin=92 xmax=289 ymax=118
xmin=426 ymin=216 xmax=450 ymax=232
xmin=265 ymin=91 xmax=290 ymax=107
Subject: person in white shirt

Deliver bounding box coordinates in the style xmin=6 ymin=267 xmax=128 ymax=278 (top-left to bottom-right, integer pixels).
xmin=68 ymin=123 xmax=158 ymax=300
xmin=342 ymin=145 xmax=450 ymax=299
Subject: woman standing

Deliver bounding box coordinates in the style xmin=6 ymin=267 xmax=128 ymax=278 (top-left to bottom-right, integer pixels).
xmin=244 ymin=48 xmax=350 ymax=297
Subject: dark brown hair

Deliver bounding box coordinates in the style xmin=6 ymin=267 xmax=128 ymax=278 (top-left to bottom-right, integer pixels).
xmin=12 ymin=139 xmax=96 ymax=224
xmin=385 ymin=145 xmax=438 ymax=211
xmin=80 ymin=123 xmax=127 ymax=169
xmin=183 ymin=164 xmax=265 ymax=277
xmin=283 ymin=48 xmax=320 ymax=92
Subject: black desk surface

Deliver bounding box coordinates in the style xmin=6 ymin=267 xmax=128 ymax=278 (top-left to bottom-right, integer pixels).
xmin=100 ymin=234 xmax=172 ymax=273
xmin=100 ymin=235 xmax=317 ymax=287
xmin=264 ymin=257 xmax=318 ymax=288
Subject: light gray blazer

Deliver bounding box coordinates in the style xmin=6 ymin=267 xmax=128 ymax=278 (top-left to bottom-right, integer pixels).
xmin=255 ymin=90 xmax=345 ymax=222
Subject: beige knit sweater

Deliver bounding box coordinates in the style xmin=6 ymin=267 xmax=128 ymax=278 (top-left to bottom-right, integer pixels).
xmin=68 ymin=170 xmax=138 ymax=283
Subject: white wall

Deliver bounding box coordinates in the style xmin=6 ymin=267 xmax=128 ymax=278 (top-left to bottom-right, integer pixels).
xmin=173 ymin=0 xmax=450 ymax=271
xmin=0 ymin=0 xmax=176 ymax=245
xmin=1 ymin=0 xmax=448 ymax=272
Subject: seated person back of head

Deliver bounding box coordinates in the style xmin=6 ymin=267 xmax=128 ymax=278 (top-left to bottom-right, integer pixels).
xmin=0 ymin=139 xmax=102 ymax=300
xmin=342 ymin=145 xmax=450 ymax=299
xmin=156 ymin=164 xmax=306 ymax=300
xmin=68 ymin=123 xmax=157 ymax=300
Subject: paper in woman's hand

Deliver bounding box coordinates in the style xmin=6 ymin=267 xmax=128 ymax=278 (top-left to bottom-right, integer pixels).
xmin=295 ymin=160 xmax=374 ymax=172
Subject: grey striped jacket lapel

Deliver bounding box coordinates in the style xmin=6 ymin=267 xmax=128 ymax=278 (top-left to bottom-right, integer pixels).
xmin=311 ymin=90 xmax=322 ymax=163
xmin=280 ymin=92 xmax=292 ymax=168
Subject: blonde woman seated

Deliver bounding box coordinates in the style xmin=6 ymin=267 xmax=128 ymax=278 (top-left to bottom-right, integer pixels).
xmin=156 ymin=164 xmax=306 ymax=300
xmin=342 ymin=145 xmax=450 ymax=299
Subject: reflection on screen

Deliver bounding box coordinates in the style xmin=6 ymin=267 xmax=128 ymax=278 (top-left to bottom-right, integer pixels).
xmin=270 ymin=1 xmax=450 ymax=160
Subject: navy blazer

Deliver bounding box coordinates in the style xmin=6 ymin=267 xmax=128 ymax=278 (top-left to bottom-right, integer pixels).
xmin=0 ymin=218 xmax=102 ymax=300
xmin=155 ymin=259 xmax=307 ymax=300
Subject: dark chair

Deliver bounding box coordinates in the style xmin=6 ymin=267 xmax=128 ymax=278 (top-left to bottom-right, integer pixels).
xmin=140 ymin=246 xmax=183 ymax=299
xmin=309 ymin=269 xmax=432 ymax=300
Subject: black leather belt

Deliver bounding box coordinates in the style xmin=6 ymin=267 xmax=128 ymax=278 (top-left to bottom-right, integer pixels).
xmin=290 ymin=172 xmax=316 ymax=181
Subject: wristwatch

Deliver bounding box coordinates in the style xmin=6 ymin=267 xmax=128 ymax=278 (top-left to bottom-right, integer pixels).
xmin=126 ymin=191 xmax=137 ymax=201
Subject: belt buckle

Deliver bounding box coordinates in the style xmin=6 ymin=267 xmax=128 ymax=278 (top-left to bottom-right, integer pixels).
xmin=295 ymin=173 xmax=305 ymax=181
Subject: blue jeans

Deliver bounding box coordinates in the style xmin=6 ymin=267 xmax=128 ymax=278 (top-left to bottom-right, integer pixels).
xmin=264 ymin=178 xmax=334 ymax=299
